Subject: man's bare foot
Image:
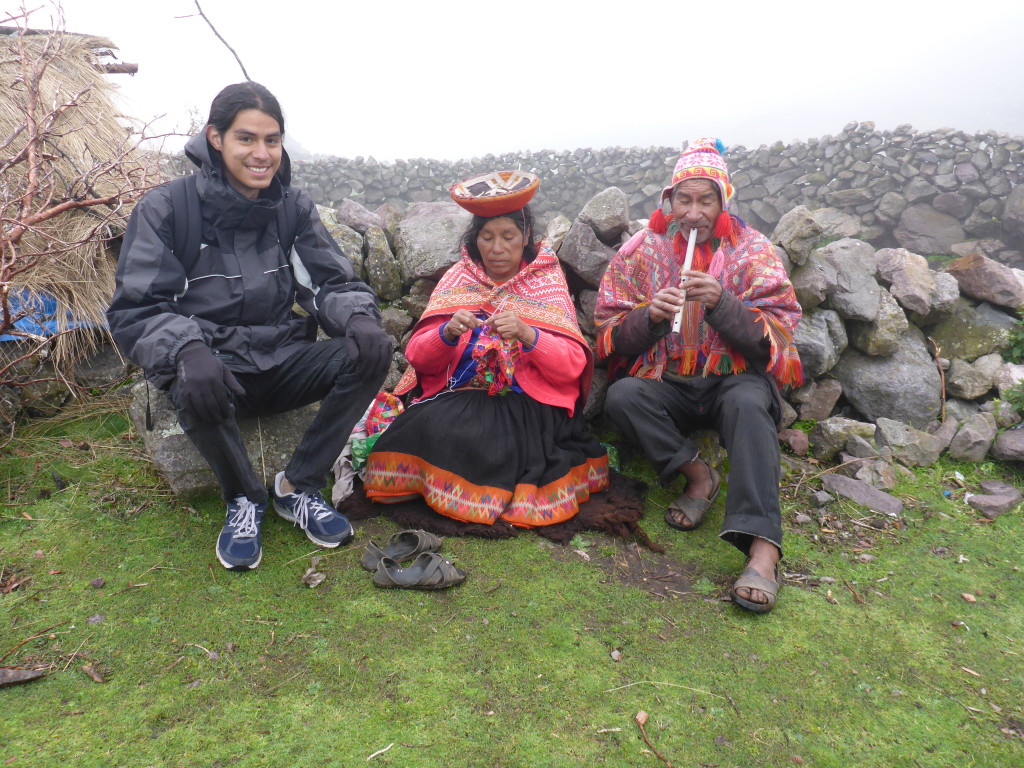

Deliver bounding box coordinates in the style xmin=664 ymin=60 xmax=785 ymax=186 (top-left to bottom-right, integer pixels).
xmin=679 ymin=458 xmax=714 ymax=500
xmin=732 ymin=537 xmax=780 ymax=608
xmin=665 ymin=459 xmax=719 ymax=530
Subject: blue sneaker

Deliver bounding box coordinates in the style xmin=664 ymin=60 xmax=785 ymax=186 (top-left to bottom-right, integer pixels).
xmin=272 ymin=472 xmax=354 ymax=548
xmin=216 ymin=496 xmax=265 ymax=571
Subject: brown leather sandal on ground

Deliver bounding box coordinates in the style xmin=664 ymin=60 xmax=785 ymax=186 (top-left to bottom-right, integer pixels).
xmin=730 ymin=565 xmax=780 ymax=614
xmin=360 ymin=529 xmax=442 ymax=571
xmin=372 ymin=552 xmax=467 ymax=590
xmin=665 ymin=463 xmax=721 ymax=531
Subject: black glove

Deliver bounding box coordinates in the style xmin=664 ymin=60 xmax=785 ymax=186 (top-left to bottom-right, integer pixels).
xmin=343 ymin=314 xmax=392 ymax=378
xmin=175 ymin=341 xmax=245 ymax=423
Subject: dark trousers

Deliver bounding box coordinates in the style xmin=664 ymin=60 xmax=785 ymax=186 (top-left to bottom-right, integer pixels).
xmin=170 ymin=337 xmax=386 ymax=504
xmin=604 ymin=371 xmax=783 ymax=555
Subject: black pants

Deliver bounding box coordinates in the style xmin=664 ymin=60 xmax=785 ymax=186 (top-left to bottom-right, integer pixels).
xmin=604 ymin=371 xmax=783 ymax=556
xmin=170 ymin=337 xmax=386 ymax=504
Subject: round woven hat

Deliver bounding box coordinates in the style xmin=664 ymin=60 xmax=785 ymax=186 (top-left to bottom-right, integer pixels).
xmin=449 ymin=170 xmax=539 ymax=217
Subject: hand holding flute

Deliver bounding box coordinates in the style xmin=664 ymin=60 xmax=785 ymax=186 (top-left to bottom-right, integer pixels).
xmin=671 ymin=227 xmax=698 ymax=334
xmin=646 ymin=227 xmax=724 ymax=331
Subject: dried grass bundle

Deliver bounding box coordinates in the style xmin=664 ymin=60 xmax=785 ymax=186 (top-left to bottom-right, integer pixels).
xmin=0 ymin=29 xmax=156 ymax=363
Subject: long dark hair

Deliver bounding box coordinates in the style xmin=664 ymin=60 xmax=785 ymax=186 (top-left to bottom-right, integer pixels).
xmin=207 ymin=82 xmax=285 ymax=136
xmin=460 ymin=205 xmax=537 ymax=264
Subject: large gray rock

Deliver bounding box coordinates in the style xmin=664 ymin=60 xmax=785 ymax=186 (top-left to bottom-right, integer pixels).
xmin=817 ymin=239 xmax=881 ymax=322
xmin=832 ymin=327 xmax=941 ymax=428
xmin=73 ymin=342 xmax=131 ymax=390
xmin=545 ymin=214 xmax=572 ymax=253
xmin=559 ymin=221 xmax=616 ymax=287
xmin=894 ymin=204 xmax=965 ymax=256
xmin=932 ymin=192 xmax=973 ymax=219
xmin=811 ymin=207 xmax=863 ymax=240
xmin=967 ymin=480 xmax=1022 ymax=519
xmin=876 ymin=191 xmax=909 ymax=221
xmin=980 ymin=399 xmax=1022 ymax=429
xmin=790 ymin=251 xmax=834 ymax=310
xmin=577 ymin=289 xmax=598 ymax=338
xmin=797 ymin=379 xmax=843 ymax=422
xmin=579 ymin=187 xmax=630 ymax=245
xmin=873 ymin=248 xmax=936 ymax=316
xmin=394 ymin=202 xmax=471 ymax=286
xmin=400 ymin=279 xmax=437 ymax=319
xmin=945 ymin=253 xmax=1024 ymax=310
xmin=380 ymin=305 xmax=413 ymax=341
xmin=319 ymin=209 xmax=364 ymax=277
xmin=809 ymin=416 xmax=876 ymax=461
xmin=821 ymin=473 xmax=904 ymax=517
xmin=947 ymin=413 xmax=998 ymax=463
xmin=848 ymin=288 xmax=908 ymax=356
xmin=364 ymin=226 xmax=403 ymax=302
xmin=945 ymin=353 xmax=1000 ymax=400
xmin=926 ymin=300 xmax=1017 ymax=361
xmin=994 ymin=362 xmax=1024 ymax=399
xmin=335 ymin=199 xmax=385 ymax=235
xmin=128 ymin=381 xmax=318 ymax=498
xmin=1003 ymin=183 xmax=1024 ymax=242
xmin=991 ymin=427 xmax=1024 ymax=463
xmin=874 ymin=417 xmax=946 ymax=467
xmin=583 ymin=367 xmax=608 ymax=422
xmin=771 ymin=206 xmax=821 ymax=265
xmin=794 ymin=308 xmax=848 ymax=378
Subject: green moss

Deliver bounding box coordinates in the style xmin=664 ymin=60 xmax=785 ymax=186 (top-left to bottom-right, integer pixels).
xmin=1 ymin=400 xmax=1022 ymax=766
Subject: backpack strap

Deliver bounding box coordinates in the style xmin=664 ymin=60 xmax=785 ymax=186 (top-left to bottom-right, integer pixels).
xmin=168 ymin=175 xmax=203 ymax=271
xmin=169 ymin=173 xmax=299 ymax=264
xmin=276 ymin=189 xmax=300 ymax=256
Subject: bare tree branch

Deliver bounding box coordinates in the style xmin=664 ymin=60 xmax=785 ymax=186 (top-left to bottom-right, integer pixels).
xmin=193 ymin=0 xmax=251 ymax=81
xmin=0 ymin=2 xmax=161 ymax=431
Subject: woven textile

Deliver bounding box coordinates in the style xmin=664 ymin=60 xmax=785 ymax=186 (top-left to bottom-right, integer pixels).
xmin=395 ymin=243 xmax=589 ymax=397
xmin=662 ymin=137 xmax=735 ymax=208
xmin=594 ymin=219 xmax=803 ymax=388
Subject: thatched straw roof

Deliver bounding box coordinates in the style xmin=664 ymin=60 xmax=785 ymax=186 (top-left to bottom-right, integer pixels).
xmin=1 ymin=28 xmax=155 ymax=362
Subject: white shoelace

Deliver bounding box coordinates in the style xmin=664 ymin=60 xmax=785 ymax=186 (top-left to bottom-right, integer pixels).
xmin=228 ymin=497 xmax=259 ymax=539
xmin=290 ymin=492 xmax=334 ymax=530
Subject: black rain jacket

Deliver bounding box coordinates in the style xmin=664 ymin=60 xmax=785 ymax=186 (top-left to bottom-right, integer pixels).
xmin=108 ymin=132 xmax=379 ymax=389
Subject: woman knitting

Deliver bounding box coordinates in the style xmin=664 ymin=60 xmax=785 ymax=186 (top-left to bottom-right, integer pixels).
xmin=363 ymin=172 xmax=609 ymax=527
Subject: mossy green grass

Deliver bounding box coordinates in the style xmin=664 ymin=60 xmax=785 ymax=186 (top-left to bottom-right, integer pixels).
xmin=1 ymin=402 xmax=1022 ymax=767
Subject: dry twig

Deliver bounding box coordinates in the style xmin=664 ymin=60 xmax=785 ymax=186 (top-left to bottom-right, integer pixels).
xmin=634 ymin=711 xmax=672 ymax=768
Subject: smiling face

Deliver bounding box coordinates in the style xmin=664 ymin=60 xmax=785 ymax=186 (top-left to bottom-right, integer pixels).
xmin=206 ymin=108 xmax=283 ymax=200
xmin=670 ymin=178 xmax=723 ymax=245
xmin=477 ymin=216 xmax=527 ymax=283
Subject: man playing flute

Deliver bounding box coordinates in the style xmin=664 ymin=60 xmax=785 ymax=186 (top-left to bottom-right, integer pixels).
xmin=595 ymin=138 xmax=803 ymax=614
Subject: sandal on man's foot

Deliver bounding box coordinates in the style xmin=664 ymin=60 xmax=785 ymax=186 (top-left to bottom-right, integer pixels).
xmin=730 ymin=565 xmax=780 ymax=614
xmin=372 ymin=552 xmax=466 ymax=590
xmin=359 ymin=529 xmax=443 ymax=571
xmin=665 ymin=463 xmax=721 ymax=531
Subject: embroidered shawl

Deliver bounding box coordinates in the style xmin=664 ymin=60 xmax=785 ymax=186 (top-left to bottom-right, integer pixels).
xmin=396 ymin=244 xmax=593 ymax=399
xmin=594 ymin=219 xmax=803 ymax=388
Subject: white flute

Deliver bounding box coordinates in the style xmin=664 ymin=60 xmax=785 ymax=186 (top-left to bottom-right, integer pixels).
xmin=671 ymin=227 xmax=698 ymax=334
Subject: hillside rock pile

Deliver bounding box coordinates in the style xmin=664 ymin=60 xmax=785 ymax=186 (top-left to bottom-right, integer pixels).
xmin=279 ymin=123 xmax=1024 ymax=268
xmin=58 ymin=186 xmax=1024 ymax=515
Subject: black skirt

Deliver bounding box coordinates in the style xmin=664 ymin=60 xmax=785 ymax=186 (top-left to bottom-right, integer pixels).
xmin=363 ymin=389 xmax=609 ymax=527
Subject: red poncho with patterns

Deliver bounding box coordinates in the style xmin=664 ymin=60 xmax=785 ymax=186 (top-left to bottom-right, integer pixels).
xmin=594 ymin=217 xmax=803 ymax=388
xmin=396 ymin=244 xmax=594 ymax=416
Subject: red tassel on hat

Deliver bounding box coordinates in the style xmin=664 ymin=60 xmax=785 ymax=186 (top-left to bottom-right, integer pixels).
xmin=713 ymin=211 xmax=733 ymax=241
xmin=649 ymin=207 xmax=669 ymax=235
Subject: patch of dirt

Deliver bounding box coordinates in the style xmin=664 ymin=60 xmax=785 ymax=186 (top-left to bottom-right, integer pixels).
xmin=549 ymin=534 xmax=699 ymax=599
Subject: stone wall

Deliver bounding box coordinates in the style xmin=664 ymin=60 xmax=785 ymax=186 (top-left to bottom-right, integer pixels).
xmin=284 ymin=122 xmax=1024 ymax=261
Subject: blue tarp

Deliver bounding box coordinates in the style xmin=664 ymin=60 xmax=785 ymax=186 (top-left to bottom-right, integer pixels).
xmin=0 ymin=289 xmax=95 ymax=341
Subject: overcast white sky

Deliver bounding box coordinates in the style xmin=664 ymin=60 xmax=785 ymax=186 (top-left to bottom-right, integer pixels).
xmin=14 ymin=0 xmax=1024 ymax=161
